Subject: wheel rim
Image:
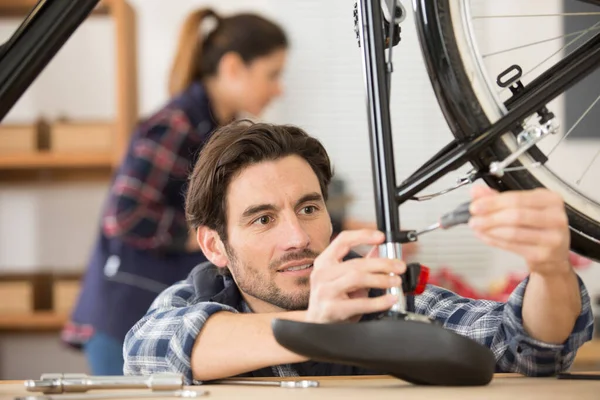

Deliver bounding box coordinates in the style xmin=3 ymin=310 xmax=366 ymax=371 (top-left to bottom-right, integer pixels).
xmin=445 ymin=0 xmax=600 ymax=239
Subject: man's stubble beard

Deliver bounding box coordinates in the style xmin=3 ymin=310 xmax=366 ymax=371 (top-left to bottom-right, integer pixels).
xmin=224 ymin=243 xmax=315 ymax=311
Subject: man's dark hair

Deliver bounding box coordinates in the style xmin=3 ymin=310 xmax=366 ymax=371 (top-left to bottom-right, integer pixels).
xmin=186 ymin=120 xmax=333 ymax=241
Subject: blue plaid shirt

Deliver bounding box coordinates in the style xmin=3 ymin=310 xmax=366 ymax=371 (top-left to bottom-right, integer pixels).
xmin=123 ymin=263 xmax=594 ymax=384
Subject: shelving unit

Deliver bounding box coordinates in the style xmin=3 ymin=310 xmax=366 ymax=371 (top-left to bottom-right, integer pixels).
xmin=0 ymin=0 xmax=138 ymax=330
xmin=0 ymin=312 xmax=67 ymax=332
xmin=0 ymin=152 xmax=113 ymax=169
xmin=0 ymin=0 xmax=138 ymax=177
xmin=0 ymin=270 xmax=80 ymax=333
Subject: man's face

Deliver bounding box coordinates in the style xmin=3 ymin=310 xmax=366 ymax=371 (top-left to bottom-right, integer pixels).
xmin=223 ymin=155 xmax=333 ymax=311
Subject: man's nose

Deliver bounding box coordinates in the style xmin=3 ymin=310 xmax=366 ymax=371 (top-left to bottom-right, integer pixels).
xmin=281 ymin=215 xmax=310 ymax=250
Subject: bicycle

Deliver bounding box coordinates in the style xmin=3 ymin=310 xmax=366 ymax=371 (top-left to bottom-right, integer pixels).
xmin=356 ymin=0 xmax=600 ymax=263
xmin=0 ymin=0 xmax=598 ymax=388
xmin=273 ymin=0 xmax=600 ymax=387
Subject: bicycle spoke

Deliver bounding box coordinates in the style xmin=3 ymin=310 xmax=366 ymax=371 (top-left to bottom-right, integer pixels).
xmin=473 ymin=12 xmax=600 ymax=19
xmin=577 ymin=148 xmax=600 ymax=185
xmin=521 ymin=20 xmax=600 ymax=81
xmin=483 ymin=26 xmax=600 ymax=58
xmin=498 ymin=20 xmax=600 ymax=97
xmin=548 ymin=92 xmax=600 ymax=156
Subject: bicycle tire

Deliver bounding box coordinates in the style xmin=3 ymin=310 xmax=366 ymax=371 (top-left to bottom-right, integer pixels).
xmin=414 ymin=0 xmax=600 ymax=261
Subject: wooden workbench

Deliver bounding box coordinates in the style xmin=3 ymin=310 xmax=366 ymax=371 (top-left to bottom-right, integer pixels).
xmin=1 ymin=374 xmax=599 ymax=400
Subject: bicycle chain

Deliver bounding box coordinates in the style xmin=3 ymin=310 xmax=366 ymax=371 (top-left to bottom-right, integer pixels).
xmin=353 ymin=2 xmax=361 ymax=47
xmin=353 ymin=1 xmax=402 ymax=48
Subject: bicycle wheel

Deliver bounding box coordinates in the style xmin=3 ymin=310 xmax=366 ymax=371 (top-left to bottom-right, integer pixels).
xmin=414 ymin=0 xmax=600 ymax=260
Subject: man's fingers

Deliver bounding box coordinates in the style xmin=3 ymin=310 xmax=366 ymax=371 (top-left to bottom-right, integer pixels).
xmin=314 ymin=258 xmax=405 ymax=304
xmin=328 ymin=269 xmax=402 ymax=294
xmin=365 ymin=245 xmax=379 ymax=259
xmin=470 ymin=184 xmax=497 ymax=200
xmin=323 ymin=295 xmax=398 ymax=322
xmin=474 ymin=226 xmax=566 ymax=247
xmin=470 ymin=188 xmax=564 ymax=215
xmin=344 ymin=257 xmax=406 ymax=275
xmin=318 ymin=229 xmax=385 ymax=264
xmin=473 ymin=232 xmax=567 ymax=268
xmin=311 ymin=257 xmax=405 ymax=285
xmin=469 ymin=208 xmax=568 ymax=231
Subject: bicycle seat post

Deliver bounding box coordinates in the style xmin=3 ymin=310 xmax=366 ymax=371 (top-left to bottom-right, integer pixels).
xmin=379 ymin=241 xmax=407 ymax=316
xmin=356 ymin=0 xmax=409 ymax=318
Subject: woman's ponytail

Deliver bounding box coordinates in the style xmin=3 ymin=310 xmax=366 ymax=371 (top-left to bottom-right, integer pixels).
xmin=168 ymin=9 xmax=287 ymax=97
xmin=168 ymin=8 xmax=219 ymax=97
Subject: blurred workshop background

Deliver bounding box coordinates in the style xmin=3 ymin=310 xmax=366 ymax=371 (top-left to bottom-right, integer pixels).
xmin=0 ymin=0 xmax=598 ymax=379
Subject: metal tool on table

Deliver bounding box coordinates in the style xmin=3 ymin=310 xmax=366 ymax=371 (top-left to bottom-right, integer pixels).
xmin=15 ymin=389 xmax=207 ymax=400
xmin=24 ymin=373 xmax=184 ymax=394
xmin=209 ymin=379 xmax=319 ymax=388
xmin=408 ymin=201 xmax=472 ymax=240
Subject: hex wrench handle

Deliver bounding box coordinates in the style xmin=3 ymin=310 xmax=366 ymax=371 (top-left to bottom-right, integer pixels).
xmin=25 ymin=374 xmax=184 ymax=394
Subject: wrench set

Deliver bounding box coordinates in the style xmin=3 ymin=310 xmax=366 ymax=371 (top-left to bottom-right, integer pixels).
xmin=16 ymin=372 xmax=319 ymax=399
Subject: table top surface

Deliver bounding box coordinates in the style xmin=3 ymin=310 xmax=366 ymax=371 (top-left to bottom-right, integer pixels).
xmin=1 ymin=374 xmax=599 ymax=400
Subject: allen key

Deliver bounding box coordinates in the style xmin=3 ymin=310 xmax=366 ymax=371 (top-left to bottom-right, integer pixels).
xmin=208 ymin=379 xmax=319 ymax=388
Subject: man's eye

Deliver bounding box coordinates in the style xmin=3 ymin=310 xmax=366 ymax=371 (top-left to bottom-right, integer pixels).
xmin=254 ymin=215 xmax=272 ymax=225
xmin=301 ymin=206 xmax=317 ymax=215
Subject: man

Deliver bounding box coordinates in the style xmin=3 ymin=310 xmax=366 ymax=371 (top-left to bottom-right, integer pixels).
xmin=123 ymin=121 xmax=593 ymax=383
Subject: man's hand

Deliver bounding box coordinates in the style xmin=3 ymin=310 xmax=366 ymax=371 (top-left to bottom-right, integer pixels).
xmin=305 ymin=229 xmax=405 ymax=324
xmin=468 ymin=185 xmax=581 ymax=344
xmin=468 ymin=186 xmax=571 ymax=276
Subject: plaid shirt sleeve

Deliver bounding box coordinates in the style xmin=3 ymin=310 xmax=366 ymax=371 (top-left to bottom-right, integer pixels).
xmin=416 ymin=274 xmax=594 ymax=377
xmin=123 ymin=280 xmax=238 ymax=383
xmin=103 ymin=109 xmax=202 ymax=250
xmin=124 ymin=274 xmax=593 ymax=382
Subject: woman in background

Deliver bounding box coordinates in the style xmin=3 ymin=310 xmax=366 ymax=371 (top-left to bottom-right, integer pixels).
xmin=62 ymin=8 xmax=288 ymax=375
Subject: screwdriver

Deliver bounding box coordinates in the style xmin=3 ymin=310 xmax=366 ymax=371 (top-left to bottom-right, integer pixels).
xmin=411 ymin=201 xmax=472 ymax=238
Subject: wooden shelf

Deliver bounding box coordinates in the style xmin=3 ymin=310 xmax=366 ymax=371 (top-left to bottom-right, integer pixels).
xmin=0 ymin=0 xmax=110 ymax=17
xmin=0 ymin=0 xmax=137 ymax=172
xmin=0 ymin=312 xmax=67 ymax=332
xmin=0 ymin=152 xmax=113 ymax=169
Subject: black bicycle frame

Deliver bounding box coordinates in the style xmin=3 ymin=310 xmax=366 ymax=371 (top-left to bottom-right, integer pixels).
xmin=357 ymin=0 xmax=600 ymax=247
xmin=0 ymin=0 xmax=599 ymax=246
xmin=0 ymin=0 xmax=100 ymax=121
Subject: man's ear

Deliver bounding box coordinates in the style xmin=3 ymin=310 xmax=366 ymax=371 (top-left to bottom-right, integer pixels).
xmin=197 ymin=226 xmax=229 ymax=267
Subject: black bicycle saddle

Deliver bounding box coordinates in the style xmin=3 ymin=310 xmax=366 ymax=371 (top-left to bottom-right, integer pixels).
xmin=272 ymin=317 xmax=496 ymax=386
